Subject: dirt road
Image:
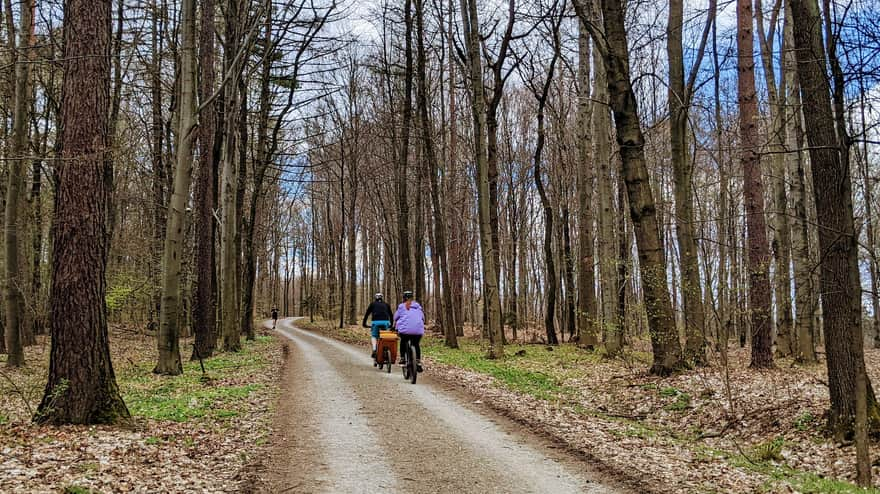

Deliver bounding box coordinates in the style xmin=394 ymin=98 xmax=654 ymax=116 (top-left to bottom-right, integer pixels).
xmin=266 ymin=318 xmax=624 ymax=494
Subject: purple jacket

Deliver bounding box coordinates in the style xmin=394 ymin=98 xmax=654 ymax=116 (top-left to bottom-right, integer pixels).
xmin=394 ymin=301 xmax=425 ymax=335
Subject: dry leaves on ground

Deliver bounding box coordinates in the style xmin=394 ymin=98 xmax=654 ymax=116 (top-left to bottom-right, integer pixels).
xmin=0 ymin=326 xmax=282 ymax=494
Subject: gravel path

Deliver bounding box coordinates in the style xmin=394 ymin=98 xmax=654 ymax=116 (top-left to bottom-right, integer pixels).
xmin=267 ymin=318 xmax=624 ymax=494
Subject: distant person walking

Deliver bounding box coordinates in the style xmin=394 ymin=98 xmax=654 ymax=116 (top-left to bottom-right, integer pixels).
xmin=271 ymin=306 xmax=279 ymax=329
xmin=394 ymin=290 xmax=424 ymax=372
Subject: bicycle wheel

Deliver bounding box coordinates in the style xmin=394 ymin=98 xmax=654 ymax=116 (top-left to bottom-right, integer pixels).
xmin=408 ymin=344 xmax=418 ymax=384
xmin=383 ymin=347 xmax=392 ymax=374
xmin=401 ymin=342 xmax=410 ymax=380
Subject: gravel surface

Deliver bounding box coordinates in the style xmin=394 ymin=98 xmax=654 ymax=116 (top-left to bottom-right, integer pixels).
xmin=267 ymin=318 xmax=623 ymax=494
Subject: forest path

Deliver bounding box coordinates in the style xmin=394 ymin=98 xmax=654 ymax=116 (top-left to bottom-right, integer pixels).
xmin=264 ymin=317 xmax=623 ymax=494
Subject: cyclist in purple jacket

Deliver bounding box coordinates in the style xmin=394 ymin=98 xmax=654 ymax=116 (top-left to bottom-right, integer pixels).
xmin=394 ymin=290 xmax=424 ymax=372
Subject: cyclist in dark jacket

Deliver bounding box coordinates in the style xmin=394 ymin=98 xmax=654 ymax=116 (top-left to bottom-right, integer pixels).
xmin=363 ymin=293 xmax=393 ymax=358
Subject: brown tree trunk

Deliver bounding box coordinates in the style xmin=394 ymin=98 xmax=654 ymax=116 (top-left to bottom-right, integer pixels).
xmin=667 ymin=0 xmax=708 ymax=365
xmin=755 ymin=0 xmax=794 ymax=357
xmin=4 ymin=0 xmax=33 ymax=367
xmin=416 ymin=0 xmax=456 ymax=347
xmin=562 ymin=208 xmax=576 ymax=342
xmin=459 ymin=0 xmax=503 ymax=357
xmin=590 ymin=11 xmax=620 ymax=354
xmin=576 ymin=18 xmax=598 ymax=347
xmin=790 ymin=0 xmax=879 ymax=439
xmin=149 ymin=0 xmax=166 ymax=330
xmin=35 ymin=0 xmax=129 ymax=423
xmin=192 ymin=0 xmax=217 ymax=360
xmin=737 ymin=0 xmax=773 ymax=369
xmin=579 ymin=0 xmax=682 ymax=374
xmin=155 ymin=0 xmax=197 ymax=375
xmin=397 ymin=0 xmax=414 ymax=293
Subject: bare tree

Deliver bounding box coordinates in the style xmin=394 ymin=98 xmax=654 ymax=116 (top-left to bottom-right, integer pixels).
xmin=575 ymin=0 xmax=683 ymax=374
xmin=4 ymin=0 xmax=34 ymax=367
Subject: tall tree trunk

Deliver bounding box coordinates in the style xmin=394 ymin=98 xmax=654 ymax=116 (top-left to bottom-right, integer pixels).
xmin=35 ymin=0 xmax=129 ymax=423
xmin=459 ymin=0 xmax=503 ymax=357
xmin=578 ymin=0 xmax=682 ymax=374
xmin=785 ymin=56 xmax=816 ymax=362
xmin=591 ymin=21 xmax=620 ymax=355
xmin=30 ymin=122 xmax=46 ymax=338
xmin=562 ymin=208 xmax=576 ymax=342
xmin=220 ymin=2 xmax=243 ymax=352
xmin=713 ymin=9 xmax=729 ymax=352
xmin=156 ymin=0 xmax=197 ymax=375
xmin=4 ymin=0 xmax=33 ymax=367
xmin=860 ymin=93 xmax=880 ymax=350
xmin=755 ymin=0 xmax=794 ymax=357
xmin=242 ymin=10 xmax=274 ymax=343
xmin=417 ymin=0 xmax=456 ymax=347
xmin=192 ymin=0 xmax=217 ymax=360
xmin=236 ymin=81 xmax=248 ymax=335
xmin=737 ymin=0 xmax=773 ymax=369
xmin=531 ymin=22 xmax=561 ymax=346
xmin=397 ymin=0 xmax=414 ymax=292
xmin=576 ymin=18 xmax=598 ymax=347
xmin=790 ymin=0 xmax=879 ymax=439
xmin=150 ymin=0 xmax=166 ymax=329
xmin=666 ymin=0 xmax=704 ymax=365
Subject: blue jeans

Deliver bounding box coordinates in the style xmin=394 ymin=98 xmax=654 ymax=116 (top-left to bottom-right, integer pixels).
xmin=371 ymin=320 xmax=391 ymax=338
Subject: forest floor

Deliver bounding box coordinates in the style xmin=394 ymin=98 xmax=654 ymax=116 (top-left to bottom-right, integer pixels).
xmin=296 ymin=317 xmax=880 ymax=494
xmin=0 ymin=326 xmax=281 ymax=493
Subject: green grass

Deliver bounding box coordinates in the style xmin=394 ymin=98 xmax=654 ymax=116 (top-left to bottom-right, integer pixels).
xmin=118 ymin=337 xmax=271 ymax=423
xmin=295 ymin=318 xmax=364 ymax=345
xmin=795 ymin=412 xmax=817 ymax=431
xmin=422 ymin=338 xmax=591 ymax=401
xmin=422 ymin=337 xmax=875 ymax=494
xmin=63 ymin=486 xmax=101 ymax=494
xmin=714 ymin=446 xmax=879 ymax=493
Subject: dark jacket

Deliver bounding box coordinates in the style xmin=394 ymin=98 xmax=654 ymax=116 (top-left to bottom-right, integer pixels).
xmin=363 ymin=300 xmax=393 ymax=326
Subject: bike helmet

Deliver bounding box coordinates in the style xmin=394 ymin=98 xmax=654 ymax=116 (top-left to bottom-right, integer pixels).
xmin=374 ymin=293 xmax=383 ymax=301
xmin=403 ymin=290 xmax=413 ymax=300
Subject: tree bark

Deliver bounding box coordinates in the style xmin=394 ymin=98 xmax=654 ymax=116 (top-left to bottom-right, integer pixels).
xmin=416 ymin=0 xmax=457 ymax=347
xmin=397 ymin=0 xmax=414 ymax=293
xmin=576 ymin=18 xmax=598 ymax=348
xmin=149 ymin=0 xmax=166 ymax=330
xmin=790 ymin=0 xmax=879 ymax=439
xmin=590 ymin=17 xmax=620 ymax=355
xmin=155 ymin=0 xmax=197 ymax=375
xmin=667 ymin=0 xmax=709 ymax=365
xmin=192 ymin=0 xmax=218 ymax=360
xmin=4 ymin=0 xmax=33 ymax=367
xmin=737 ymin=0 xmax=773 ymax=369
xmin=35 ymin=0 xmax=129 ymax=423
xmin=755 ymin=0 xmax=794 ymax=357
xmin=579 ymin=0 xmax=682 ymax=374
xmin=459 ymin=0 xmax=503 ymax=357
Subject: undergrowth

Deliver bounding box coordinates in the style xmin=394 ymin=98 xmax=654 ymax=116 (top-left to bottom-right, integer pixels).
xmin=119 ymin=336 xmax=272 ymax=423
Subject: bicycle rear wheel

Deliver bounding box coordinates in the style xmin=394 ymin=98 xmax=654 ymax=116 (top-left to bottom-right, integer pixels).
xmin=383 ymin=347 xmax=391 ymax=373
xmin=408 ymin=344 xmax=417 ymax=384
xmin=401 ymin=341 xmax=410 ymax=380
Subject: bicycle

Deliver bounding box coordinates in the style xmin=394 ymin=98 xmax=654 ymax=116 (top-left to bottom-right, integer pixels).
xmin=399 ymin=336 xmax=419 ymax=384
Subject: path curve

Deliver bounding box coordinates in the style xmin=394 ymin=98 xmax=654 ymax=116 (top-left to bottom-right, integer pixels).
xmin=266 ymin=317 xmax=624 ymax=494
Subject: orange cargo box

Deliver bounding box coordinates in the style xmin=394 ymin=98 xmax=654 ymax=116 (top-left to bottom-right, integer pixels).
xmin=379 ymin=330 xmax=398 ymax=340
xmin=377 ymin=337 xmax=398 ymax=363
